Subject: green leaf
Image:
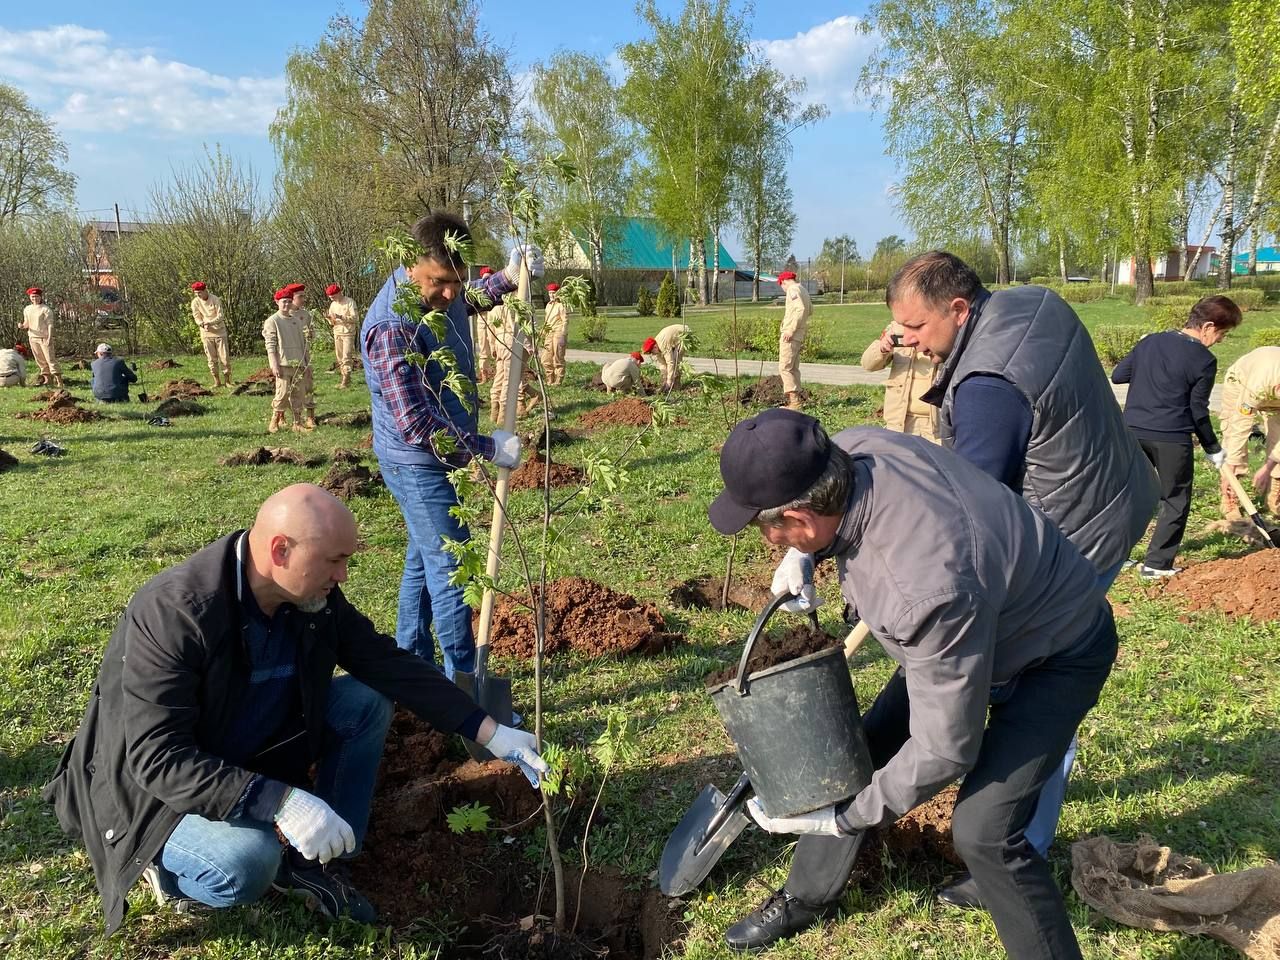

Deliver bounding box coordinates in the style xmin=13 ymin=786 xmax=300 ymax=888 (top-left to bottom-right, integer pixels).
xmin=446 ymin=802 xmax=491 ymax=834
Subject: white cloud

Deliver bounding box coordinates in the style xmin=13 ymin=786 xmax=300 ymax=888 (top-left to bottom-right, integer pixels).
xmin=0 ymin=25 xmax=285 ymax=136
xmin=753 ymin=15 xmax=879 ymax=114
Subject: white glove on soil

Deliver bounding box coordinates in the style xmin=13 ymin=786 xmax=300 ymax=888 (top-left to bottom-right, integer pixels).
xmin=747 ymin=797 xmax=843 ymax=837
xmin=274 ymin=788 xmax=355 ymax=863
xmin=771 ymin=548 xmax=820 ymax=614
xmin=490 ymin=430 xmax=523 ymax=469
xmin=505 ymin=243 xmax=545 ymax=280
xmin=484 ymin=723 xmax=550 ymax=787
xmin=1206 ymin=449 xmax=1226 ymax=469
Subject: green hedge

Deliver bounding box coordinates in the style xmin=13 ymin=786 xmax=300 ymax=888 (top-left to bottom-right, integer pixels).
xmin=1228 ymin=288 xmax=1268 ymax=311
xmin=1144 ymin=295 xmax=1200 ymax=309
xmin=1250 ymin=327 xmax=1280 ymax=349
xmin=1046 ymin=283 xmax=1111 ymax=303
xmin=1093 ymin=322 xmax=1164 ymax=364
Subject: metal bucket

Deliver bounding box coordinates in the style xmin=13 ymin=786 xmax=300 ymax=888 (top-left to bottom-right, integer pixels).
xmin=708 ymin=593 xmax=874 ymax=818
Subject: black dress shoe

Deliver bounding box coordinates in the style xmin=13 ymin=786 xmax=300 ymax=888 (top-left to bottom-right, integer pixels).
xmin=937 ymin=872 xmax=985 ymax=911
xmin=725 ymin=889 xmax=831 ymax=952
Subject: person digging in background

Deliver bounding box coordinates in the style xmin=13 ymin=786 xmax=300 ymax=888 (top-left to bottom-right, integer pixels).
xmin=777 ymin=270 xmax=811 ymax=410
xmin=18 ymin=286 xmax=61 ymax=387
xmin=474 ymin=265 xmax=498 ymax=384
xmin=325 ymin=283 xmax=359 ymax=389
xmin=263 ymin=287 xmax=312 ymax=434
xmin=1111 ymin=295 xmax=1242 ymax=578
xmin=709 ymin=410 xmax=1118 ymax=959
xmin=641 ymin=322 xmax=690 ymax=392
xmin=360 ymin=211 xmax=535 ymax=680
xmin=541 ymin=282 xmax=569 ymax=385
xmin=488 ymin=298 xmax=540 ymax=423
xmin=288 ymin=285 xmax=318 ymax=425
xmin=0 ymin=342 xmax=27 ymax=387
xmin=190 ymin=282 xmax=232 ymax=387
xmin=877 ymin=250 xmax=1158 ymax=911
xmin=90 ymin=343 xmax=137 ymax=403
xmin=42 ymin=483 xmax=547 ymax=931
xmin=1216 ymin=345 xmax=1280 ymax=518
xmin=601 ymin=351 xmax=645 ymax=394
xmin=859 ymin=319 xmax=939 ymax=441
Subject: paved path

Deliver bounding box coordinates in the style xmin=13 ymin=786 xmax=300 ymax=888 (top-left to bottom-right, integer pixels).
xmin=566 ymin=349 xmax=1225 ymax=408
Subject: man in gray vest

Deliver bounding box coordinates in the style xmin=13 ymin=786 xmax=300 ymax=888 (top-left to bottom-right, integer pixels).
xmin=890 ymin=250 xmax=1157 ymax=908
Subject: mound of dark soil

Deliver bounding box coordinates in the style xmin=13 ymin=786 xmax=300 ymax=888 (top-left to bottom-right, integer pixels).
xmin=330 ymin=447 xmax=363 ymax=465
xmin=231 ymin=379 xmax=273 ymax=396
xmin=153 ymin=398 xmax=206 ymax=418
xmin=507 ymin=454 xmax=585 ymax=491
xmin=0 ymin=449 xmax=17 ymax=472
xmin=738 ymin=375 xmax=785 ymax=406
xmin=243 ymin=366 xmax=276 ymax=383
xmin=220 ymin=447 xmax=323 ymax=467
xmin=16 ymin=391 xmax=103 ymax=424
xmin=704 ymin=621 xmax=839 ymax=687
xmin=157 ymin=378 xmax=213 ymax=401
xmin=860 ymin=784 xmax=962 ymax=871
xmin=29 ymin=389 xmax=75 ymax=407
xmin=318 ymin=410 xmax=372 ymax=428
xmin=67 ymin=358 xmax=93 ymax=371
xmin=147 ymin=358 xmax=182 ymax=370
xmin=1164 ymin=550 xmax=1280 ymax=622
xmin=669 ymin=575 xmax=773 ymax=613
xmin=579 ymin=397 xmax=652 ymax=429
xmin=321 ymin=462 xmax=383 ymax=499
xmin=484 ymin=577 xmax=677 ymax=660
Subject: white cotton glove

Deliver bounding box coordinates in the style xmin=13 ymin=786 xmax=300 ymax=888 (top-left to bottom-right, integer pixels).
xmin=771 ymin=547 xmax=820 ymax=614
xmin=484 ymin=723 xmax=551 ymax=787
xmin=490 ymin=429 xmax=523 ymax=469
xmin=505 ymin=243 xmax=545 ymax=280
xmin=1205 ymin=449 xmax=1226 ymax=470
xmin=747 ymin=797 xmax=843 ymax=837
xmin=274 ymin=788 xmax=356 ymax=864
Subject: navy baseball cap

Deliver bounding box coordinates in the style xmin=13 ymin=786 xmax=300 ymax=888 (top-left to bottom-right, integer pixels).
xmin=709 ymin=409 xmax=833 ymax=534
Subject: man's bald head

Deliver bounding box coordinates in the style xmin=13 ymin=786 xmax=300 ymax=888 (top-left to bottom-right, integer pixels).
xmin=247 ymin=484 xmax=360 ymax=614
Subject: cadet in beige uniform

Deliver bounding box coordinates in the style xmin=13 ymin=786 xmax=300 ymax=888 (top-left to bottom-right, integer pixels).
xmin=190 ymin=282 xmax=232 ymax=387
xmin=325 ymin=283 xmax=359 ymax=389
xmin=19 ymin=287 xmax=61 ymax=387
xmin=263 ymin=286 xmax=313 ymax=433
xmin=860 ymin=321 xmax=940 ymax=441
xmin=642 ymin=323 xmax=690 ymax=392
xmin=777 ymin=270 xmax=810 ymax=410
xmin=475 ymin=266 xmax=497 ymax=383
xmin=0 ymin=344 xmax=27 ymax=387
xmin=488 ymin=302 xmax=537 ymax=424
xmin=1218 ymin=345 xmax=1280 ymax=516
xmin=541 ymin=283 xmax=569 ymax=385
xmin=288 ymin=285 xmax=317 ymax=427
xmin=601 ymin=352 xmax=644 ymax=393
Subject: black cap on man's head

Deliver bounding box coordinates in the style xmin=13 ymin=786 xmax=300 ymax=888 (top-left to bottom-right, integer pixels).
xmin=709 ymin=409 xmax=832 ymax=535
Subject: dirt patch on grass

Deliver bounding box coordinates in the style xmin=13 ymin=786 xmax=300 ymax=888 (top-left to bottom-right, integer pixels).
xmin=484 ymin=577 xmax=677 ymax=660
xmin=30 ymin=388 xmax=74 ymax=404
xmin=350 ymin=710 xmax=682 ymax=957
xmin=357 ymin=432 xmax=373 ymax=449
xmin=231 ymin=379 xmax=273 ymax=396
xmin=704 ymin=621 xmax=839 ymax=687
xmin=507 ymin=454 xmax=585 ymax=491
xmin=156 ymin=378 xmax=213 ymax=401
xmin=330 ymin=447 xmax=363 ymax=465
xmin=738 ymin=375 xmax=785 ymax=406
xmin=578 ymin=397 xmax=652 ymax=429
xmin=864 ymin=784 xmax=962 ymax=869
xmin=16 ymin=391 xmax=104 ymax=424
xmin=320 ymin=462 xmax=383 ymax=499
xmin=147 ymin=358 xmax=182 ymax=370
xmin=1164 ymin=550 xmax=1280 ymax=622
xmin=152 ymin=397 xmax=206 ymax=418
xmin=669 ymin=574 xmax=773 ymax=613
xmin=318 ymin=409 xmax=372 ymax=428
xmin=220 ymin=446 xmax=324 ymax=467
xmin=0 ymin=449 xmax=18 ymax=472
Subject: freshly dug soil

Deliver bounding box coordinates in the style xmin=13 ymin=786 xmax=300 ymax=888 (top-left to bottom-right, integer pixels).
xmin=669 ymin=575 xmax=773 ymax=613
xmin=321 ymin=463 xmax=383 ymax=499
xmin=17 ymin=392 xmax=103 ymax=424
xmin=738 ymin=375 xmax=785 ymax=406
xmin=0 ymin=449 xmax=17 ymax=472
xmin=704 ymin=621 xmax=839 ymax=687
xmin=220 ymin=447 xmax=324 ymax=467
xmin=30 ymin=389 xmax=73 ymax=404
xmin=484 ymin=577 xmax=677 ymax=660
xmin=153 ymin=398 xmax=206 ymax=418
xmin=865 ymin=784 xmax=962 ymax=868
xmin=587 ymin=370 xmax=656 ymax=395
xmin=357 ymin=432 xmax=373 ymax=449
xmin=243 ymin=366 xmax=276 ymax=383
xmin=67 ymin=358 xmax=92 ymax=371
xmin=578 ymin=397 xmax=652 ymax=429
xmin=350 ymin=710 xmax=682 ymax=958
xmin=156 ymin=378 xmax=212 ymax=401
xmin=1164 ymin=550 xmax=1280 ymax=622
xmin=231 ymin=379 xmax=273 ymax=396
xmin=507 ymin=454 xmax=585 ymax=491
xmin=330 ymin=447 xmax=362 ymax=465
xmin=147 ymin=358 xmax=181 ymax=370
xmin=318 ymin=409 xmax=372 ymax=428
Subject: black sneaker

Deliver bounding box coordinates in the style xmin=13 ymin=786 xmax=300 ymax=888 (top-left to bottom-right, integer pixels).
xmin=141 ymin=862 xmax=210 ymax=915
xmin=724 ymin=889 xmax=832 ymax=952
xmin=937 ymin=871 xmax=986 ymax=911
xmin=273 ymin=855 xmax=377 ymax=924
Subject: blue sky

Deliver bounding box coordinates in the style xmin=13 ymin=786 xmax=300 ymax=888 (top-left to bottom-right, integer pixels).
xmin=0 ymin=1 xmax=907 ymax=261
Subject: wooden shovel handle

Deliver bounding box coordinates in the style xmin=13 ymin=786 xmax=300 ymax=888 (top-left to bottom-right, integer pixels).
xmin=843 ymin=620 xmax=872 ymax=659
xmin=1219 ymin=463 xmax=1262 ymax=517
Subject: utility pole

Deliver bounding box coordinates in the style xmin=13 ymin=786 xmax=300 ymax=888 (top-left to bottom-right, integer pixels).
xmin=840 ymin=237 xmax=846 ymax=305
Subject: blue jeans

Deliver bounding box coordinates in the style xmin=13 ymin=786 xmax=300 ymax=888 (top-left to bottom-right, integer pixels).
xmin=156 ymin=676 xmax=392 ymax=908
xmin=1022 ymin=558 xmax=1125 ymax=855
xmin=380 ymin=460 xmax=476 ymax=680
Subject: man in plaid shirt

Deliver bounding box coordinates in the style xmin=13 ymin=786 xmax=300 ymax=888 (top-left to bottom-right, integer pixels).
xmin=361 ymin=212 xmax=542 ymax=679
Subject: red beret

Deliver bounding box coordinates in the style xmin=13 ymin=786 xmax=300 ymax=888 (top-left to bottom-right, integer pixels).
xmin=325 ymin=283 xmax=341 ymax=296
xmin=478 ymin=265 xmax=493 ymax=277
xmin=190 ymin=281 xmax=206 ymax=291
xmin=777 ymin=271 xmax=797 ymax=282
xmin=273 ymin=288 xmax=290 ymax=302
xmin=286 ymin=283 xmax=305 ymax=295
xmin=630 ymin=351 xmax=644 ymax=363
xmin=642 ymin=337 xmax=657 ymax=353
xmin=546 ymin=283 xmax=559 ymax=292
xmin=26 ymin=287 xmax=42 ymax=296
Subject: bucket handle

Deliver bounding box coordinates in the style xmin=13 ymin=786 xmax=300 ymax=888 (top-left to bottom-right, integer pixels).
xmin=731 ymin=592 xmax=795 ymax=696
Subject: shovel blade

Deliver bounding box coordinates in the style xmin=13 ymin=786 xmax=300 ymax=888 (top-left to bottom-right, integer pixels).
xmin=659 ymin=783 xmax=752 ymax=896
xmin=455 ymin=670 xmax=514 ymax=762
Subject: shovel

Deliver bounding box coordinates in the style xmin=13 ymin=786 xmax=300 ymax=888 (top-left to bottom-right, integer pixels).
xmin=456 ymin=259 xmax=532 ymax=759
xmin=658 ymin=617 xmax=872 ymax=896
xmin=1220 ymin=464 xmax=1280 ymax=549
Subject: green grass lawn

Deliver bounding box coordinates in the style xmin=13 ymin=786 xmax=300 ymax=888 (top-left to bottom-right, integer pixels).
xmin=1 ymin=355 xmax=1277 ymax=958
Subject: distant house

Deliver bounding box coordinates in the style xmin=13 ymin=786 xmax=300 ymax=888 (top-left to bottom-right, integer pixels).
xmin=81 ymin=219 xmax=155 ymax=291
xmin=1233 ymin=246 xmax=1280 ymax=274
xmin=1115 ymin=246 xmax=1215 ymax=284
